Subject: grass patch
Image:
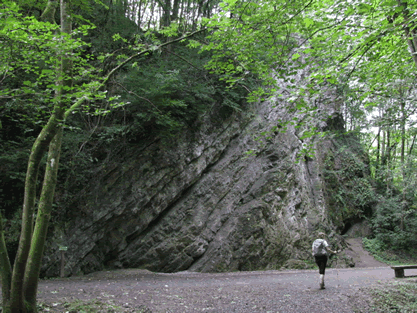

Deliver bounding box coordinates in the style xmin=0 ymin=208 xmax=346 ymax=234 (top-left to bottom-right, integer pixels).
xmin=36 ymin=299 xmax=152 ymax=312
xmin=362 ymin=238 xmax=417 ymax=266
xmin=64 ymin=299 xmax=122 ymax=312
xmin=357 ymin=279 xmax=417 ymax=313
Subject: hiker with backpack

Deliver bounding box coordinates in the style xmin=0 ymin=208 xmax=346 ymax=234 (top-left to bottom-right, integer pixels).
xmin=312 ymin=232 xmax=340 ymax=289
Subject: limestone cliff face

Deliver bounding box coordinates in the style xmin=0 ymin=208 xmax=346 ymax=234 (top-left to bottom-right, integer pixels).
xmin=41 ymin=83 xmax=371 ymax=277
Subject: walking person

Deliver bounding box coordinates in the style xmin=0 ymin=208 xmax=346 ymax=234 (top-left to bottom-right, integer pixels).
xmin=312 ymin=232 xmax=340 ymax=289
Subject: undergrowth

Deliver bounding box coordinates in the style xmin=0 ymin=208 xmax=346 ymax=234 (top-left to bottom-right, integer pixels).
xmin=356 ymin=279 xmax=417 ymax=313
xmin=35 ymin=299 xmax=152 ymax=313
xmin=362 ymin=237 xmax=417 ymax=266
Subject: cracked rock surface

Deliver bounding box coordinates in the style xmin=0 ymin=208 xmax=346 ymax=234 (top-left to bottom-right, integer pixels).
xmin=42 ymin=77 xmax=370 ymax=277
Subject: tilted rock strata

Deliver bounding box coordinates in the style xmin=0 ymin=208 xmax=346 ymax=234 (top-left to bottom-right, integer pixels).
xmin=42 ymin=87 xmax=367 ymax=276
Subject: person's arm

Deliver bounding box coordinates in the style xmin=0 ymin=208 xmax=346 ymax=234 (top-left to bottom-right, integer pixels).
xmin=325 ymin=246 xmax=339 ymax=254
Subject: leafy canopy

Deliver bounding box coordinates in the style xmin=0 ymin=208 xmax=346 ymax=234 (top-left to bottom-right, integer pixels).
xmin=0 ymin=1 xmax=110 ymax=124
xmin=199 ymin=0 xmax=417 ymax=106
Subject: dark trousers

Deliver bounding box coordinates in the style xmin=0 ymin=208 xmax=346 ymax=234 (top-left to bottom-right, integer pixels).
xmin=314 ymin=255 xmax=328 ymax=275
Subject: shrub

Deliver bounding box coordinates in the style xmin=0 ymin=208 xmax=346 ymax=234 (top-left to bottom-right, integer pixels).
xmin=371 ymin=196 xmax=417 ymax=250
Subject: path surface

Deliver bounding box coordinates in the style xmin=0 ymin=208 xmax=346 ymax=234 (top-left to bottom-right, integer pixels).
xmin=6 ymin=237 xmax=417 ymax=312
xmin=344 ymin=238 xmax=386 ymax=268
xmin=37 ymin=266 xmax=403 ymax=312
xmin=33 ymin=237 xmax=417 ymax=312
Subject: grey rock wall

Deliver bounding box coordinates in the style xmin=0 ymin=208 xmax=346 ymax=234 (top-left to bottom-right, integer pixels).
xmin=41 ymin=76 xmax=370 ymax=276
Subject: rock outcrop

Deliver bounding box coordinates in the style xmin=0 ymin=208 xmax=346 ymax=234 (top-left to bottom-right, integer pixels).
xmin=41 ymin=75 xmax=373 ymax=277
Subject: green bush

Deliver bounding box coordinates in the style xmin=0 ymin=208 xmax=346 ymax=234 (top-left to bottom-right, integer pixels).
xmin=362 ymin=236 xmax=417 ymax=265
xmin=362 ymin=237 xmax=387 ymax=255
xmin=323 ymin=138 xmax=376 ymax=224
xmin=371 ymin=196 xmax=417 ymax=250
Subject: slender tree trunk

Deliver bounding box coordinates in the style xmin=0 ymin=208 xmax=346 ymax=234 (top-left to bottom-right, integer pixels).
xmin=380 ymin=106 xmax=386 ymax=167
xmin=158 ymin=0 xmax=171 ymax=27
xmin=172 ymin=0 xmax=180 ymax=21
xmin=400 ymin=101 xmax=406 ymax=231
xmin=148 ymin=0 xmax=154 ymax=29
xmin=191 ymin=0 xmax=197 ymax=30
xmin=397 ymin=0 xmax=417 ymax=67
xmin=8 ymin=116 xmax=61 ymax=312
xmin=376 ymin=127 xmax=380 ymax=173
xmin=179 ymin=0 xmax=185 ymax=30
xmin=0 ymin=210 xmax=12 ymax=310
xmin=24 ymin=128 xmax=64 ymax=311
xmin=400 ymin=101 xmax=406 ymax=165
xmin=408 ymin=134 xmax=416 ymax=156
xmin=386 ymin=129 xmax=390 ymax=164
xmin=385 ymin=129 xmax=390 ymax=193
xmin=186 ymin=0 xmax=192 ymax=30
xmin=381 ymin=129 xmax=386 ymax=163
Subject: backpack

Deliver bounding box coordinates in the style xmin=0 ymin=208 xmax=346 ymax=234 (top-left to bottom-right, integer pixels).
xmin=312 ymin=239 xmax=326 ymax=256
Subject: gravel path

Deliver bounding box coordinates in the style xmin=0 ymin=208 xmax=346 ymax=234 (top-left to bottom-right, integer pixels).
xmin=7 ymin=238 xmax=417 ymax=312
xmin=37 ymin=266 xmax=402 ymax=312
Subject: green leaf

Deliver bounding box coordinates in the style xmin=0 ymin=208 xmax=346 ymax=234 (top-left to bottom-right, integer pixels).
xmin=292 ymin=53 xmax=301 ymax=60
xmin=304 ymin=17 xmax=314 ymax=27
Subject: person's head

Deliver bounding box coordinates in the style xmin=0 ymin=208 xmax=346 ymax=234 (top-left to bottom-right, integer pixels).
xmin=318 ymin=232 xmax=326 ymax=239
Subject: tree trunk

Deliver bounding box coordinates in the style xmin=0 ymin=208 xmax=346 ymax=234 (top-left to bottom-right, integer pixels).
xmin=400 ymin=101 xmax=406 ymax=231
xmin=376 ymin=127 xmax=380 ymax=168
xmin=381 ymin=129 xmax=386 ymax=164
xmin=24 ymin=128 xmax=64 ymax=311
xmin=400 ymin=101 xmax=405 ymax=165
xmin=8 ymin=115 xmax=62 ymax=312
xmin=385 ymin=129 xmax=390 ymax=165
xmin=172 ymin=0 xmax=180 ymax=22
xmin=159 ymin=0 xmax=171 ymax=27
xmin=0 ymin=210 xmax=12 ymax=311
xmin=408 ymin=134 xmax=416 ymax=156
xmin=397 ymin=0 xmax=417 ymax=67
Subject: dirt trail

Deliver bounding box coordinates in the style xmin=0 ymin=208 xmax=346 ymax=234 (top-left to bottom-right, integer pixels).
xmin=344 ymin=237 xmax=386 ymax=268
xmin=1 ymin=237 xmax=395 ymax=312
xmin=34 ymin=266 xmax=395 ymax=312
